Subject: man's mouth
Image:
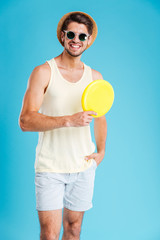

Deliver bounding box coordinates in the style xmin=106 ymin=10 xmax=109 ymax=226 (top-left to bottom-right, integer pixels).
xmin=69 ymin=44 xmax=81 ymax=50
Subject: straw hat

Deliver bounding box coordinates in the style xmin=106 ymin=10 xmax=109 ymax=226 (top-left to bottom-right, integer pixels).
xmin=57 ymin=11 xmax=98 ymax=49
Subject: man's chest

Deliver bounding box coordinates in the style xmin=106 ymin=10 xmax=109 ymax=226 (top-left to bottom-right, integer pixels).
xmin=58 ymin=68 xmax=84 ymax=83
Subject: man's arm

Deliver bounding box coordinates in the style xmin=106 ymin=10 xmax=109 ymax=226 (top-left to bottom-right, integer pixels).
xmin=18 ymin=62 xmax=69 ymax=132
xmin=94 ymin=116 xmax=107 ymax=154
xmin=92 ymin=69 xmax=107 ymax=155
xmin=19 ymin=62 xmax=97 ymax=132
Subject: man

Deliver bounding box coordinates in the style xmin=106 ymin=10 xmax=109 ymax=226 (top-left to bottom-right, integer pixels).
xmin=19 ymin=11 xmax=107 ymax=240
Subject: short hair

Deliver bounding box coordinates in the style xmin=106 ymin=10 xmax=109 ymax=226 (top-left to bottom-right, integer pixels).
xmin=61 ymin=13 xmax=93 ymax=35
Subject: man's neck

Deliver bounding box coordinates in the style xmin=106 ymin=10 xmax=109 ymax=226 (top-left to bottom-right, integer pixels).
xmin=55 ymin=51 xmax=83 ymax=70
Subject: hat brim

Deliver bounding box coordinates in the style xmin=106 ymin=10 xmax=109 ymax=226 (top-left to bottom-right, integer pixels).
xmin=57 ymin=11 xmax=98 ymax=49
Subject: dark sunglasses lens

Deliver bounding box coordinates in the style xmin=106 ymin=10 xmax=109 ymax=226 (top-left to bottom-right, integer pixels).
xmin=79 ymin=33 xmax=87 ymax=41
xmin=67 ymin=31 xmax=75 ymax=39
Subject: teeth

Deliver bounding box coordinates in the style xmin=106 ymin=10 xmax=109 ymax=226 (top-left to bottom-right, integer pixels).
xmin=70 ymin=45 xmax=80 ymax=48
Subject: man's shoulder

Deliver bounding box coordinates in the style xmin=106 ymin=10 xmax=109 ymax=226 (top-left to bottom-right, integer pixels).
xmin=33 ymin=61 xmax=51 ymax=77
xmin=34 ymin=60 xmax=50 ymax=71
xmin=91 ymin=68 xmax=103 ymax=81
xmin=29 ymin=61 xmax=51 ymax=90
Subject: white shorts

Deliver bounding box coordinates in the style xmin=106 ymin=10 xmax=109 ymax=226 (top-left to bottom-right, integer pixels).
xmin=35 ymin=159 xmax=97 ymax=211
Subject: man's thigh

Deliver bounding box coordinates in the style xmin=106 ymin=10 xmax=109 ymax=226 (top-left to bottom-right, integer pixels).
xmin=63 ymin=159 xmax=97 ymax=211
xmin=38 ymin=209 xmax=62 ymax=239
xmin=35 ymin=172 xmax=65 ymax=211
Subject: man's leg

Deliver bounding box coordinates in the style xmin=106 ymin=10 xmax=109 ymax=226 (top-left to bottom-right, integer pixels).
xmin=62 ymin=161 xmax=97 ymax=239
xmin=62 ymin=207 xmax=85 ymax=240
xmin=38 ymin=209 xmax=62 ymax=240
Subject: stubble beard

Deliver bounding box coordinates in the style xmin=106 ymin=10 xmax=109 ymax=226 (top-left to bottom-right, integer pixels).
xmin=64 ymin=44 xmax=88 ymax=58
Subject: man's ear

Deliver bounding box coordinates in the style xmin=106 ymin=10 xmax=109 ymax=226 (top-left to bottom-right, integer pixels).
xmin=87 ymin=35 xmax=92 ymax=46
xmin=61 ymin=31 xmax=65 ymax=44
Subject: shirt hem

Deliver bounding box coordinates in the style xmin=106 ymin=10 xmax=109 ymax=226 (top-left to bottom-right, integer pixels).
xmin=35 ymin=161 xmax=94 ymax=173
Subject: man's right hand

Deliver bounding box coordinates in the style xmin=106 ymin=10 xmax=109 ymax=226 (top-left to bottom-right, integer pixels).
xmin=66 ymin=111 xmax=97 ymax=127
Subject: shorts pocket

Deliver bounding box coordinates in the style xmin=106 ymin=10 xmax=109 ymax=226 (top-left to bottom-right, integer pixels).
xmin=93 ymin=159 xmax=97 ymax=169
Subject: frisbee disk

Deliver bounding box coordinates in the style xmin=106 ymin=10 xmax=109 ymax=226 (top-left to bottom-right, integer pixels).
xmin=81 ymin=79 xmax=114 ymax=118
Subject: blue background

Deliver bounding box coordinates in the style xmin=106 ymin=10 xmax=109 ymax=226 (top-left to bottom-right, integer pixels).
xmin=0 ymin=0 xmax=160 ymax=239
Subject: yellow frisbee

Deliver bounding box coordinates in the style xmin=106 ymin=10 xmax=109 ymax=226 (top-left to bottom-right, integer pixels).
xmin=81 ymin=79 xmax=114 ymax=118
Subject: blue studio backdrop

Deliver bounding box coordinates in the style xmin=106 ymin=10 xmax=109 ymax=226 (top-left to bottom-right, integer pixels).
xmin=0 ymin=0 xmax=160 ymax=239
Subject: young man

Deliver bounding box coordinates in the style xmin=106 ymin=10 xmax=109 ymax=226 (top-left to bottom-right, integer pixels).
xmin=19 ymin=11 xmax=107 ymax=240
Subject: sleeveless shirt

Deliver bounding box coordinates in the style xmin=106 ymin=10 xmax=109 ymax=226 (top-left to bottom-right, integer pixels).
xmin=34 ymin=57 xmax=96 ymax=173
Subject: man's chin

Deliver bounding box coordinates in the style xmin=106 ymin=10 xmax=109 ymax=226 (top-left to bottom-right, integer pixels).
xmin=66 ymin=48 xmax=86 ymax=57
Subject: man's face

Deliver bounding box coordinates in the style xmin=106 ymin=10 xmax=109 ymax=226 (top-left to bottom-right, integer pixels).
xmin=61 ymin=21 xmax=92 ymax=57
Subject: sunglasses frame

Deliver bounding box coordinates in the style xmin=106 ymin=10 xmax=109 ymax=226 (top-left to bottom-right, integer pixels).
xmin=63 ymin=30 xmax=90 ymax=42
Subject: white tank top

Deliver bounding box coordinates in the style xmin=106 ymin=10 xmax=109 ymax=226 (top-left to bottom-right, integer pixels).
xmin=34 ymin=57 xmax=96 ymax=173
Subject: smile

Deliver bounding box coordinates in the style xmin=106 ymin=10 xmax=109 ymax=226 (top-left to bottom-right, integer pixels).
xmin=69 ymin=44 xmax=81 ymax=50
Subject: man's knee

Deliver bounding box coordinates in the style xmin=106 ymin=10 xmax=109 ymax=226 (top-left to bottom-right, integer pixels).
xmin=40 ymin=229 xmax=60 ymax=240
xmin=64 ymin=222 xmax=82 ymax=238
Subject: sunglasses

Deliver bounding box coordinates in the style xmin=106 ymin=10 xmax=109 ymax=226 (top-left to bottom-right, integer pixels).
xmin=63 ymin=30 xmax=90 ymax=42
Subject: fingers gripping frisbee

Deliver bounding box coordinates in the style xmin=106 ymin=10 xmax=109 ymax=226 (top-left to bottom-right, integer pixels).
xmin=81 ymin=79 xmax=114 ymax=118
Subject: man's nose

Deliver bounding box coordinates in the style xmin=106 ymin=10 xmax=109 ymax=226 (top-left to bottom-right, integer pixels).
xmin=73 ymin=33 xmax=79 ymax=42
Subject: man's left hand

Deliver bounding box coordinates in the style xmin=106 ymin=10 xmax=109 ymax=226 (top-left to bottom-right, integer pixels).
xmin=85 ymin=152 xmax=105 ymax=167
